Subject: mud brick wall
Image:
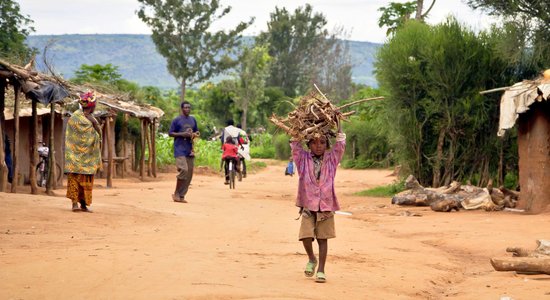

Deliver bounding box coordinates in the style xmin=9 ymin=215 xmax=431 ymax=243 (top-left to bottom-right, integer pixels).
xmin=517 ymin=100 xmax=550 ymax=213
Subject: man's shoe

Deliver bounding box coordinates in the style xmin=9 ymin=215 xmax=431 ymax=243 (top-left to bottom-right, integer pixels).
xmin=224 ymin=180 xmax=230 ymax=185
xmin=173 ymin=194 xmax=187 ymax=203
xmin=72 ymin=203 xmax=80 ymax=212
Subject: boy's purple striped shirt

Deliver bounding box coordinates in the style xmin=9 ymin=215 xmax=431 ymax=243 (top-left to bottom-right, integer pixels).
xmin=291 ymin=133 xmax=346 ymax=212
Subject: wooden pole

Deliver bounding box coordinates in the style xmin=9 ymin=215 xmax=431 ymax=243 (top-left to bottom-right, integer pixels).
xmin=151 ymin=120 xmax=157 ymax=178
xmin=46 ymin=102 xmax=56 ymax=194
xmin=106 ymin=116 xmax=113 ymax=188
xmin=479 ymin=86 xmax=511 ymax=95
xmin=11 ymin=83 xmax=21 ymax=193
xmin=29 ymin=100 xmax=38 ymax=194
xmin=0 ymin=78 xmax=7 ymax=192
xmin=145 ymin=119 xmax=151 ymax=177
xmin=139 ymin=119 xmax=145 ymax=180
xmin=121 ymin=114 xmax=128 ymax=178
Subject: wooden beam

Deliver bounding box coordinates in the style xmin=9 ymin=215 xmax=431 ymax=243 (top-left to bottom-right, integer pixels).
xmin=11 ymin=83 xmax=20 ymax=193
xmin=106 ymin=116 xmax=113 ymax=188
xmin=0 ymin=78 xmax=6 ymax=192
xmin=46 ymin=102 xmax=56 ymax=194
xmin=121 ymin=114 xmax=128 ymax=178
xmin=145 ymin=119 xmax=151 ymax=177
xmin=29 ymin=100 xmax=38 ymax=194
xmin=139 ymin=119 xmax=145 ymax=180
xmin=151 ymin=120 xmax=157 ymax=178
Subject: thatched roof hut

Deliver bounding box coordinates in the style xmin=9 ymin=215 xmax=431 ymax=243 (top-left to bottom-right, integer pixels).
xmin=0 ymin=59 xmax=164 ymax=194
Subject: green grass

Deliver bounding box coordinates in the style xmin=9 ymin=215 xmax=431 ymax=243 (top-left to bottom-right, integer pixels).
xmin=354 ymin=181 xmax=405 ymax=197
xmin=155 ymin=134 xmax=268 ymax=172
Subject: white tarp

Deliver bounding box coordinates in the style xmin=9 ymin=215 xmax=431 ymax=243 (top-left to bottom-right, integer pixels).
xmin=498 ymin=82 xmax=550 ymax=136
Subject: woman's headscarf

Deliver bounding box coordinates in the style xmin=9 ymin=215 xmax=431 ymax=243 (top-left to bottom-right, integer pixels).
xmin=79 ymin=91 xmax=96 ymax=108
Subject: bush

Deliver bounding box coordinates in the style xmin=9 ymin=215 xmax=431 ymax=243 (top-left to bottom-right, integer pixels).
xmin=273 ymin=133 xmax=291 ymax=160
xmin=250 ymin=133 xmax=275 ymax=158
xmin=155 ymin=133 xmax=174 ymax=168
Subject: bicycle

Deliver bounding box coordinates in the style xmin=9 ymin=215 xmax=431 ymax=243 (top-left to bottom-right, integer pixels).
xmin=36 ymin=143 xmax=62 ymax=187
xmin=225 ymin=158 xmax=237 ymax=189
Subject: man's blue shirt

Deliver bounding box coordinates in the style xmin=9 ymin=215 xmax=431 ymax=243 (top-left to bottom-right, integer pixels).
xmin=169 ymin=115 xmax=198 ymax=157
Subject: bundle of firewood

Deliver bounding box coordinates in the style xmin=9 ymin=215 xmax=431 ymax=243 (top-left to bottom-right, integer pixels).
xmin=269 ymin=88 xmax=383 ymax=141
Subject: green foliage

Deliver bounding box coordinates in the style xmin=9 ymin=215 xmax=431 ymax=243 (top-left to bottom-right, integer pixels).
xmin=378 ymin=1 xmax=417 ymax=36
xmin=234 ymin=44 xmax=272 ymax=130
xmin=466 ymin=1 xmax=550 ymax=78
xmin=0 ymin=0 xmax=35 ymax=62
xmin=503 ymin=171 xmax=518 ymax=190
xmin=154 ymin=133 xmax=174 ymax=167
xmin=250 ymin=133 xmax=275 ymax=158
xmin=194 ymin=139 xmax=225 ymax=170
xmin=375 ymin=18 xmax=516 ymax=187
xmin=355 ymin=181 xmax=405 ymax=197
xmin=73 ymin=63 xmax=122 ymax=84
xmin=137 ymin=0 xmax=253 ymax=100
xmin=196 ymin=80 xmax=238 ymax=127
xmin=273 ymin=133 xmax=291 ymax=160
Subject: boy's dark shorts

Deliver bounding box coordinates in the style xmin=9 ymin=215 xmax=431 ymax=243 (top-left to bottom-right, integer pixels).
xmin=299 ymin=211 xmax=336 ymax=240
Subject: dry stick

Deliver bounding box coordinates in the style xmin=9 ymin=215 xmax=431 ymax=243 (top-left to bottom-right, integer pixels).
xmin=313 ymin=84 xmax=330 ymax=102
xmin=479 ymin=86 xmax=511 ymax=95
xmin=337 ymin=97 xmax=385 ymax=110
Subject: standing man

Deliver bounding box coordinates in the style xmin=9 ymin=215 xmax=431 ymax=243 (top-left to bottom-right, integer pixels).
xmin=169 ymin=101 xmax=199 ymax=203
xmin=64 ymin=91 xmax=102 ymax=212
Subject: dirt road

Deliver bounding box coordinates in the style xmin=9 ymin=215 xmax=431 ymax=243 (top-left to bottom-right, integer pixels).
xmin=1 ymin=160 xmax=549 ymax=299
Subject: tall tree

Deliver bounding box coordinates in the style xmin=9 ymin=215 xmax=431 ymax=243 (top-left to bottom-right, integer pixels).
xmin=378 ymin=1 xmax=436 ymax=36
xmin=258 ymin=4 xmax=352 ymax=100
xmin=308 ymin=27 xmax=353 ymax=102
xmin=137 ymin=0 xmax=253 ymax=101
xmin=0 ymin=0 xmax=35 ymax=62
xmin=466 ymin=0 xmax=550 ymax=78
xmin=257 ymin=4 xmax=328 ymax=97
xmin=234 ymin=45 xmax=271 ymax=130
xmin=73 ymin=63 xmax=122 ymax=84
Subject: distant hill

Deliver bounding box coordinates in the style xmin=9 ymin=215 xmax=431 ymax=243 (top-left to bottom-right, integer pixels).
xmin=26 ymin=34 xmax=380 ymax=89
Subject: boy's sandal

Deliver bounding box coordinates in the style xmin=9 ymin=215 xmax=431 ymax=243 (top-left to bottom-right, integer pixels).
xmin=304 ymin=260 xmax=317 ymax=277
xmin=315 ymin=272 xmax=326 ymax=283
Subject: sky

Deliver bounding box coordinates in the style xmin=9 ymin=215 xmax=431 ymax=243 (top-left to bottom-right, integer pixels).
xmin=17 ymin=0 xmax=497 ymax=43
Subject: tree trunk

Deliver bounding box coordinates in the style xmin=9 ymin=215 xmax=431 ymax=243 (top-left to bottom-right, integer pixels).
xmin=30 ymin=100 xmax=38 ymax=194
xmin=11 ymin=83 xmax=21 ymax=193
xmin=415 ymin=0 xmax=424 ymax=20
xmin=432 ymin=127 xmax=445 ymax=187
xmin=241 ymin=107 xmax=248 ymax=131
xmin=180 ymin=79 xmax=186 ymax=102
xmin=497 ymin=138 xmax=504 ymax=187
xmin=0 ymin=78 xmax=7 ymax=192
